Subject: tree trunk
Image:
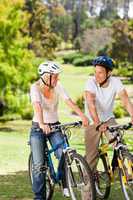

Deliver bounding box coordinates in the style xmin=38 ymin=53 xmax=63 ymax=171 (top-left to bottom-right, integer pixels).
xmin=123 ymin=0 xmax=129 ymax=19
xmin=88 ymin=0 xmax=95 ymax=16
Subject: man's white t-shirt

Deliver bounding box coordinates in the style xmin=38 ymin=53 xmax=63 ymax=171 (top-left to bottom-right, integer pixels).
xmin=30 ymin=81 xmax=70 ymax=123
xmin=84 ymin=76 xmax=125 ymax=123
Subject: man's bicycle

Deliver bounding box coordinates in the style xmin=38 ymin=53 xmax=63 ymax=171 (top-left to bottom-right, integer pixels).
xmin=95 ymin=122 xmax=133 ymax=200
xmin=28 ymin=121 xmax=96 ymax=200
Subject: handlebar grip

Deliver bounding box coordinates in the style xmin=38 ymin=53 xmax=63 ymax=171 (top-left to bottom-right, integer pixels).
xmin=77 ymin=121 xmax=82 ymax=126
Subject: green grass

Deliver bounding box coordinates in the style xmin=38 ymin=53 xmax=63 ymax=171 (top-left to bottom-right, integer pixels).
xmin=0 ymin=117 xmax=132 ymax=199
xmin=0 ymin=171 xmax=126 ymax=200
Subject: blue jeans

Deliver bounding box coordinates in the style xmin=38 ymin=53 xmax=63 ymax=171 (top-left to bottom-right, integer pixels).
xmin=30 ymin=124 xmax=65 ymax=200
xmin=30 ymin=127 xmax=47 ymax=200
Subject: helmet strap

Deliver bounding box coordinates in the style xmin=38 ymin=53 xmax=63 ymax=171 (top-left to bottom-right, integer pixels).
xmin=49 ymin=74 xmax=52 ymax=88
xmin=40 ymin=74 xmax=53 ymax=89
xmin=99 ymin=73 xmax=110 ymax=87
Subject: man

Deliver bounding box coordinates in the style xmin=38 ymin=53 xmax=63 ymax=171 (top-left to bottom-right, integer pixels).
xmin=30 ymin=61 xmax=88 ymax=200
xmin=84 ymin=55 xmax=133 ymax=170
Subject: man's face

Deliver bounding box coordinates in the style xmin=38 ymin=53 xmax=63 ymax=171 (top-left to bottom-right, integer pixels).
xmin=95 ymin=65 xmax=108 ymax=84
xmin=42 ymin=73 xmax=59 ymax=87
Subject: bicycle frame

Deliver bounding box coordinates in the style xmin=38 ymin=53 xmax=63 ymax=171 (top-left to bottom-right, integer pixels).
xmin=46 ymin=132 xmax=69 ymax=183
xmin=98 ymin=135 xmax=114 ymax=181
xmin=98 ymin=129 xmax=133 ymax=184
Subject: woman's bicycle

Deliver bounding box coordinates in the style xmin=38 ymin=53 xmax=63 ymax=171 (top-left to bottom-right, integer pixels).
xmin=28 ymin=121 xmax=96 ymax=200
xmin=95 ymin=122 xmax=133 ymax=200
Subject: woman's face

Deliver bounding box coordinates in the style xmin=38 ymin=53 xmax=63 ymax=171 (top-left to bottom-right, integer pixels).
xmin=42 ymin=73 xmax=59 ymax=88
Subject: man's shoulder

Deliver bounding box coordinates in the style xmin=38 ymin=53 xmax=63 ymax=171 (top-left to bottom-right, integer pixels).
xmin=110 ymin=76 xmax=121 ymax=84
xmin=85 ymin=77 xmax=97 ymax=92
xmin=86 ymin=76 xmax=96 ymax=86
xmin=86 ymin=76 xmax=95 ymax=83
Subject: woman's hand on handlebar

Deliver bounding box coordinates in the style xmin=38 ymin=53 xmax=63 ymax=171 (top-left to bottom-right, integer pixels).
xmin=39 ymin=123 xmax=51 ymax=134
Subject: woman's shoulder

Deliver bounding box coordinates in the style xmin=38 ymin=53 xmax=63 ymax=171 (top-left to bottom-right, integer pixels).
xmin=56 ymin=81 xmax=63 ymax=90
xmin=30 ymin=82 xmax=40 ymax=92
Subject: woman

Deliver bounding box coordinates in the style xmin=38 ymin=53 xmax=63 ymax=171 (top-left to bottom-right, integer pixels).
xmin=30 ymin=61 xmax=88 ymax=200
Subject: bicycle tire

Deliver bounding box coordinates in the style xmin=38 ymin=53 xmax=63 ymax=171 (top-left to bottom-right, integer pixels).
xmin=28 ymin=152 xmax=54 ymax=200
xmin=119 ymin=150 xmax=133 ymax=200
xmin=65 ymin=151 xmax=96 ymax=200
xmin=95 ymin=154 xmax=111 ymax=199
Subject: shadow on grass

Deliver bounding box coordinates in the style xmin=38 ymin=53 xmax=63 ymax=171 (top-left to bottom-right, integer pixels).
xmin=0 ymin=127 xmax=16 ymax=132
xmin=0 ymin=171 xmax=126 ymax=200
xmin=0 ymin=171 xmax=33 ymax=200
xmin=0 ymin=171 xmax=68 ymax=200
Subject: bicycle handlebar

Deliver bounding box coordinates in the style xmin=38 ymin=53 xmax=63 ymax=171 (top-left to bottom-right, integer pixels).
xmin=107 ymin=122 xmax=132 ymax=133
xmin=106 ymin=122 xmax=132 ymax=145
xmin=51 ymin=121 xmax=82 ymax=131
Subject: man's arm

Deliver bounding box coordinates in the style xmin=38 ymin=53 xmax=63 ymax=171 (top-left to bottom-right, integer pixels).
xmin=85 ymin=91 xmax=100 ymax=126
xmin=85 ymin=91 xmax=109 ymax=131
xmin=118 ymin=89 xmax=133 ymax=123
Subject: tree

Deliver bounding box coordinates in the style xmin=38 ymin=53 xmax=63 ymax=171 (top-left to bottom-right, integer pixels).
xmin=0 ymin=0 xmax=36 ymax=114
xmin=110 ymin=19 xmax=133 ymax=63
xmin=99 ymin=0 xmax=118 ymax=19
xmin=81 ymin=27 xmax=112 ymax=55
xmin=25 ymin=0 xmax=59 ymax=58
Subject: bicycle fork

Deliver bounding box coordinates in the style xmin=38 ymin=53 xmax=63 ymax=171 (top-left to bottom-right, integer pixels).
xmin=65 ymin=149 xmax=77 ymax=187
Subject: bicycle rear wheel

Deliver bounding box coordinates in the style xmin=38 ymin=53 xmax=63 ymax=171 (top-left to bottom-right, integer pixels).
xmin=119 ymin=150 xmax=133 ymax=200
xmin=95 ymin=154 xmax=111 ymax=199
xmin=65 ymin=151 xmax=95 ymax=200
xmin=28 ymin=153 xmax=54 ymax=200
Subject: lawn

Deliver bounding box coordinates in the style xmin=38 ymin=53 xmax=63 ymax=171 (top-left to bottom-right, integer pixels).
xmin=0 ymin=63 xmax=133 ymax=199
xmin=0 ymin=117 xmax=132 ymax=200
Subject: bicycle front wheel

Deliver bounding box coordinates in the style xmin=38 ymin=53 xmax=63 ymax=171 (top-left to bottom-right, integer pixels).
xmin=119 ymin=150 xmax=133 ymax=200
xmin=95 ymin=154 xmax=111 ymax=199
xmin=28 ymin=153 xmax=54 ymax=200
xmin=65 ymin=151 xmax=95 ymax=200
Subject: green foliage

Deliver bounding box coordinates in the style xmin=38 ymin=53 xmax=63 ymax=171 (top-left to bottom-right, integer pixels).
xmin=51 ymin=13 xmax=73 ymax=42
xmin=63 ymin=52 xmax=83 ymax=64
xmin=73 ymin=37 xmax=81 ymax=51
xmin=115 ymin=62 xmax=133 ymax=77
xmin=25 ymin=0 xmax=60 ymax=58
xmin=113 ymin=103 xmax=128 ymax=118
xmin=0 ymin=113 xmax=21 ymax=122
xmin=62 ymin=52 xmax=93 ymax=66
xmin=73 ymin=55 xmax=93 ymax=66
xmin=21 ymin=107 xmax=33 ymax=120
xmin=0 ymin=0 xmax=36 ymax=116
xmin=75 ymin=96 xmax=84 ymax=112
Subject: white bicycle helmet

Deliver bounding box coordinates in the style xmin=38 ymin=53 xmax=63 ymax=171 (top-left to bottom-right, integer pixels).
xmin=38 ymin=61 xmax=62 ymax=76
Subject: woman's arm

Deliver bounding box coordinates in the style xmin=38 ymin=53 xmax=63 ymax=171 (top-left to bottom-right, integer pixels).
xmin=32 ymin=102 xmax=51 ymax=133
xmin=65 ymin=98 xmax=89 ymax=127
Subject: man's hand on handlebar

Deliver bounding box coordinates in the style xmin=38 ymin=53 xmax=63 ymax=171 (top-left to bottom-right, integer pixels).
xmin=96 ymin=122 xmax=108 ymax=132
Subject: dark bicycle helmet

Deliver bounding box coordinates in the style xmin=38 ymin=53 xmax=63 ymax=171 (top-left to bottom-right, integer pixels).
xmin=92 ymin=56 xmax=115 ymax=71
